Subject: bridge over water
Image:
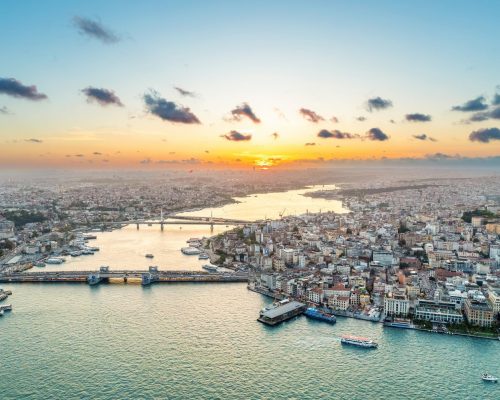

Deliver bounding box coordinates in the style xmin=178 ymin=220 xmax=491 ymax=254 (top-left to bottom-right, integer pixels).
xmin=113 ymin=214 xmax=254 ymax=230
xmin=0 ymin=267 xmax=249 ymax=286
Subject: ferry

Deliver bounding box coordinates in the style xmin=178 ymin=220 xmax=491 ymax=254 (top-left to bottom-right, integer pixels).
xmin=481 ymin=373 xmax=498 ymax=383
xmin=383 ymin=318 xmax=415 ymax=329
xmin=341 ymin=335 xmax=378 ymax=349
xmin=46 ymin=257 xmax=65 ymax=264
xmin=202 ymin=264 xmax=218 ymax=272
xmin=145 ymin=254 xmax=154 ymax=259
xmin=181 ymin=247 xmax=201 ymax=255
xmin=304 ymin=307 xmax=336 ymax=324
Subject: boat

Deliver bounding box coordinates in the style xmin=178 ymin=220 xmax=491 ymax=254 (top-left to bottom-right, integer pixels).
xmin=481 ymin=373 xmax=498 ymax=383
xmin=257 ymin=299 xmax=306 ymax=326
xmin=70 ymin=251 xmax=82 ymax=257
xmin=304 ymin=307 xmax=336 ymax=324
xmin=145 ymin=254 xmax=154 ymax=259
xmin=181 ymin=247 xmax=201 ymax=255
xmin=198 ymin=253 xmax=209 ymax=260
xmin=35 ymin=262 xmax=46 ymax=268
xmin=341 ymin=335 xmax=378 ymax=349
xmin=202 ymin=264 xmax=218 ymax=272
xmin=88 ymin=246 xmax=100 ymax=252
xmin=383 ymin=318 xmax=415 ymax=329
xmin=46 ymin=257 xmax=65 ymax=264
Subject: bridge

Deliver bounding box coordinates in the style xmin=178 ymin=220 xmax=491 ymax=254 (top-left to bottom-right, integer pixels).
xmin=0 ymin=267 xmax=249 ymax=286
xmin=113 ymin=212 xmax=253 ymax=230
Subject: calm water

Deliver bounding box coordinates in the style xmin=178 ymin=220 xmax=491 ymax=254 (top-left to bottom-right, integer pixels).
xmin=1 ymin=186 xmax=499 ymax=399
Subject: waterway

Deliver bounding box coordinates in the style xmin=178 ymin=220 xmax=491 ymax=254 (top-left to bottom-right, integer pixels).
xmin=1 ymin=185 xmax=499 ymax=399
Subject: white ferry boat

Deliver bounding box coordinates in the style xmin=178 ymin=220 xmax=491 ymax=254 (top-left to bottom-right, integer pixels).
xmin=181 ymin=247 xmax=201 ymax=255
xmin=46 ymin=257 xmax=65 ymax=265
xmin=341 ymin=335 xmax=378 ymax=349
xmin=202 ymin=264 xmax=218 ymax=272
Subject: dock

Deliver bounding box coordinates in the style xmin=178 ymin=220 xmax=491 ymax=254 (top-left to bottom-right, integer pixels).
xmin=257 ymin=301 xmax=306 ymax=326
xmin=0 ymin=267 xmax=249 ymax=286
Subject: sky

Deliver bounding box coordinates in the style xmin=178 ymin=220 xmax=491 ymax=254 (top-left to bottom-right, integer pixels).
xmin=1 ymin=0 xmax=500 ymax=169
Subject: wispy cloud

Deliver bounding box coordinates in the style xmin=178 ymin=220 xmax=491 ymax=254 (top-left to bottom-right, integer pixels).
xmin=452 ymin=96 xmax=488 ymax=112
xmin=82 ymin=87 xmax=123 ymax=107
xmin=174 ymin=86 xmax=196 ymax=97
xmin=73 ymin=16 xmax=120 ymax=44
xmin=144 ymin=91 xmax=200 ymax=124
xmin=356 ymin=116 xmax=366 ymax=122
xmin=317 ymin=129 xmax=357 ymax=139
xmin=366 ymin=128 xmax=389 ymax=141
xmin=405 ymin=113 xmax=431 ymax=122
xmin=230 ymin=103 xmax=261 ymax=123
xmin=25 ymin=138 xmax=43 ymax=143
xmin=466 ymin=106 xmax=500 ymax=123
xmin=304 ymin=142 xmax=316 ymax=146
xmin=366 ymin=97 xmax=393 ymax=112
xmin=469 ymin=127 xmax=500 ymax=143
xmin=222 ymin=130 xmax=252 ymax=141
xmin=0 ymin=77 xmax=47 ymax=100
xmin=299 ymin=108 xmax=325 ymax=123
xmin=413 ymin=133 xmax=437 ymax=141
xmin=0 ymin=106 xmax=10 ymax=114
xmin=271 ymin=132 xmax=279 ymax=140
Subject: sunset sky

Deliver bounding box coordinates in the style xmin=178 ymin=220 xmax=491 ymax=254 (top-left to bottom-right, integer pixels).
xmin=1 ymin=0 xmax=500 ymax=168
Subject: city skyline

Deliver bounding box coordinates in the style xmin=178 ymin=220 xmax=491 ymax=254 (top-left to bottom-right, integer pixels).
xmin=1 ymin=0 xmax=500 ymax=168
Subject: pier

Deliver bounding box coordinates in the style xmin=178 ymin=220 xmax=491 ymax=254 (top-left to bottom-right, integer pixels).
xmin=0 ymin=267 xmax=249 ymax=286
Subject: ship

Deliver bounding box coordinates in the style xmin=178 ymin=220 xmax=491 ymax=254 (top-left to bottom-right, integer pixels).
xmin=257 ymin=299 xmax=306 ymax=326
xmin=145 ymin=254 xmax=154 ymax=258
xmin=198 ymin=253 xmax=209 ymax=260
xmin=202 ymin=264 xmax=218 ymax=272
xmin=181 ymin=247 xmax=201 ymax=255
xmin=341 ymin=335 xmax=378 ymax=349
xmin=304 ymin=307 xmax=336 ymax=324
xmin=45 ymin=257 xmax=65 ymax=264
xmin=383 ymin=318 xmax=415 ymax=329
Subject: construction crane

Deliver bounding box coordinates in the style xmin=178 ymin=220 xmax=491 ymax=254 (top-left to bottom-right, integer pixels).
xmin=279 ymin=208 xmax=286 ymax=218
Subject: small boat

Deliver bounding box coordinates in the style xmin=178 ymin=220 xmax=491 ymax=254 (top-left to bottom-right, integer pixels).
xmin=341 ymin=335 xmax=378 ymax=349
xmin=181 ymin=247 xmax=201 ymax=255
xmin=202 ymin=264 xmax=218 ymax=273
xmin=145 ymin=254 xmax=154 ymax=259
xmin=198 ymin=253 xmax=209 ymax=260
xmin=481 ymin=373 xmax=498 ymax=382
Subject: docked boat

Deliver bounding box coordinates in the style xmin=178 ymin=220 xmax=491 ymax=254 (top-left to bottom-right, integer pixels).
xmin=70 ymin=251 xmax=82 ymax=257
xmin=181 ymin=247 xmax=201 ymax=255
xmin=481 ymin=373 xmax=498 ymax=382
xmin=198 ymin=253 xmax=209 ymax=260
xmin=341 ymin=335 xmax=378 ymax=349
xmin=145 ymin=254 xmax=154 ymax=259
xmin=383 ymin=318 xmax=415 ymax=329
xmin=46 ymin=257 xmax=65 ymax=264
xmin=202 ymin=264 xmax=218 ymax=272
xmin=304 ymin=307 xmax=336 ymax=324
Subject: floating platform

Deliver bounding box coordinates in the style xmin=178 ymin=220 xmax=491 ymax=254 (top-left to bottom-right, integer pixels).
xmin=257 ymin=301 xmax=306 ymax=326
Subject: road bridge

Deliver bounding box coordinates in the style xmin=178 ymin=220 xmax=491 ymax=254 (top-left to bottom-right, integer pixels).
xmin=0 ymin=267 xmax=249 ymax=286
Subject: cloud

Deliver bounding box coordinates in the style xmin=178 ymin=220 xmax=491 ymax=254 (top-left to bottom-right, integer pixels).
xmin=493 ymin=93 xmax=500 ymax=106
xmin=330 ymin=116 xmax=339 ymax=123
xmin=366 ymin=97 xmax=393 ymax=112
xmin=305 ymin=142 xmax=316 ymax=146
xmin=144 ymin=91 xmax=200 ymax=124
xmin=469 ymin=127 xmax=500 ymax=143
xmin=356 ymin=116 xmax=366 ymax=122
xmin=74 ymin=154 xmax=84 ymax=157
xmin=0 ymin=77 xmax=47 ymax=100
xmin=467 ymin=106 xmax=500 ymax=122
xmin=425 ymin=152 xmax=455 ymax=160
xmin=93 ymin=152 xmax=102 ymax=155
xmin=82 ymin=87 xmax=123 ymax=107
xmin=140 ymin=158 xmax=152 ymax=164
xmin=271 ymin=132 xmax=279 ymax=140
xmin=452 ymin=96 xmax=488 ymax=112
xmin=0 ymin=106 xmax=10 ymax=114
xmin=413 ymin=134 xmax=437 ymax=142
xmin=25 ymin=138 xmax=43 ymax=143
xmin=273 ymin=108 xmax=287 ymax=120
xmin=366 ymin=128 xmax=389 ymax=141
xmin=230 ymin=103 xmax=261 ymax=123
xmin=73 ymin=16 xmax=120 ymax=44
xmin=222 ymin=130 xmax=252 ymax=141
xmin=317 ymin=129 xmax=357 ymax=139
xmin=405 ymin=113 xmax=431 ymax=122
xmin=299 ymin=108 xmax=325 ymax=123
xmin=174 ymin=86 xmax=196 ymax=97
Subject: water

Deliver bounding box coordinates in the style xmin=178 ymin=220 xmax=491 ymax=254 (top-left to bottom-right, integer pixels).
xmin=1 ymin=186 xmax=499 ymax=399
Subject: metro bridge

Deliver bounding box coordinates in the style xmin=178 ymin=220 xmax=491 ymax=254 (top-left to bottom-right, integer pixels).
xmin=0 ymin=267 xmax=249 ymax=286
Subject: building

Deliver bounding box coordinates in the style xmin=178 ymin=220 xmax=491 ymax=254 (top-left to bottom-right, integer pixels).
xmin=384 ymin=292 xmax=410 ymax=317
xmin=0 ymin=220 xmax=15 ymax=240
xmin=328 ymin=295 xmax=350 ymax=310
xmin=414 ymin=300 xmax=464 ymax=324
xmin=487 ymin=286 xmax=500 ymax=316
xmin=373 ymin=250 xmax=393 ymax=267
xmin=464 ymin=298 xmax=495 ymax=327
